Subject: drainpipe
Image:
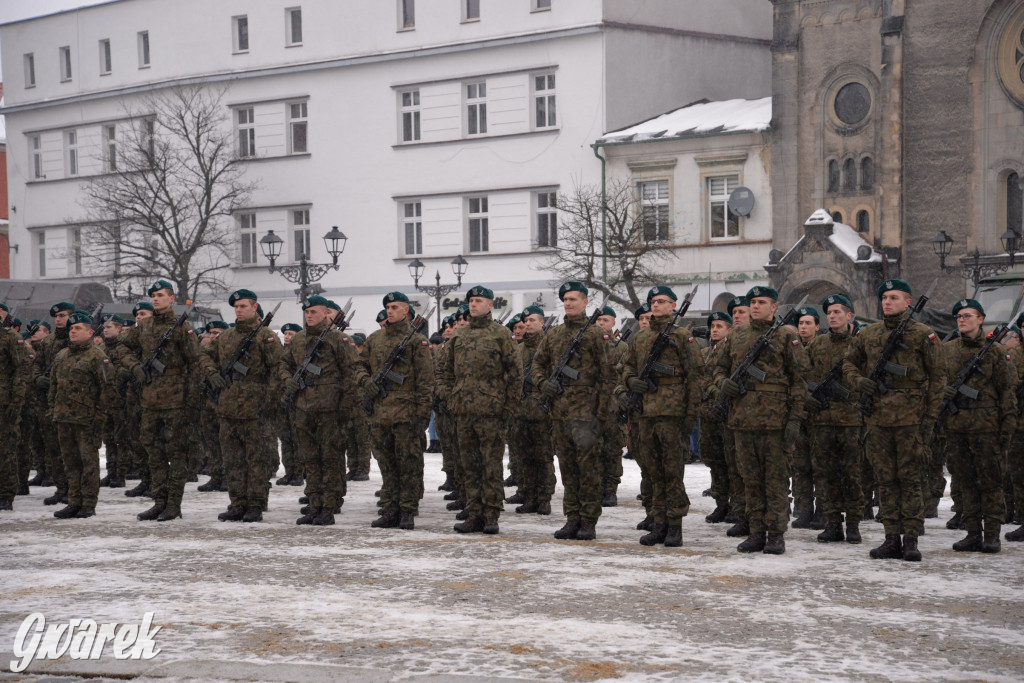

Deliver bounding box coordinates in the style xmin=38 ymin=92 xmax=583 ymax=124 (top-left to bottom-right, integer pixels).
xmin=591 ymin=142 xmax=607 ymax=284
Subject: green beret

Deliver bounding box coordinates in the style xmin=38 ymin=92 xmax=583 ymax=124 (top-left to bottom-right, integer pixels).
xmin=456 ymin=304 xmax=470 ymax=320
xmin=11 ymin=318 xmax=21 ymax=328
xmin=350 ymin=332 xmax=366 ymax=344
xmin=36 ymin=320 xmax=52 ymax=332
xmin=505 ymin=314 xmax=523 ymax=330
xmin=206 ymin=320 xmax=229 ymax=331
xmin=229 ymin=323 xmax=235 ymax=328
xmin=302 ymin=295 xmax=330 ymax=310
xmin=441 ymin=316 xmax=454 ymax=329
xmin=707 ymin=311 xmax=732 ymax=327
xmin=104 ymin=314 xmax=127 ymax=326
xmin=521 ymin=305 xmax=545 ymax=319
xmin=382 ymin=291 xmax=410 ymax=306
xmin=228 ymin=289 xmax=258 ymax=306
xmin=1016 ymin=312 xmax=1024 ymax=329
xmin=600 ymin=306 xmax=616 ymax=318
xmin=131 ymin=301 xmax=155 ymax=316
xmin=647 ymin=285 xmax=677 ymax=302
xmin=279 ymin=323 xmax=301 ymax=333
xmin=876 ymin=278 xmax=912 ymax=298
xmin=1009 ymin=324 xmax=1022 ymax=339
xmin=49 ymin=302 xmax=75 ymax=317
xmin=466 ymin=285 xmax=494 ymax=300
xmin=27 ymin=318 xmax=39 ymax=327
xmin=0 ymin=302 xmax=8 ymax=313
xmin=67 ymin=312 xmax=93 ymax=327
xmin=558 ymin=281 xmax=588 ymax=300
xmin=747 ymin=285 xmax=779 ymax=301
xmin=726 ymin=296 xmax=749 ymax=315
xmin=822 ymin=294 xmax=854 ymax=313
xmin=147 ymin=279 xmax=175 ymax=296
xmin=633 ymin=302 xmax=651 ymax=320
xmin=376 ymin=310 xmax=388 ymax=323
xmin=256 ymin=304 xmax=264 ymax=318
xmin=325 ymin=300 xmax=340 ymax=311
xmin=952 ymin=298 xmax=985 ymax=317
xmin=796 ymin=307 xmax=819 ymax=322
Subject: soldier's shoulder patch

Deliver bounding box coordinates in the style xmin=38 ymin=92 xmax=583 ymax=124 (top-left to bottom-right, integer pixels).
xmin=187 ymin=329 xmax=195 ymax=335
xmin=17 ymin=339 xmax=24 ymax=344
xmin=688 ymin=337 xmax=695 ymax=343
xmin=1007 ymin=354 xmax=1013 ymax=361
xmin=792 ymin=339 xmax=800 ymax=346
xmin=927 ymin=333 xmax=937 ymax=341
xmin=603 ymin=334 xmax=610 ymax=341
xmin=103 ymin=358 xmax=111 ymax=364
xmin=265 ymin=336 xmax=275 ymax=342
xmin=28 ymin=354 xmax=35 ymax=360
xmin=421 ymin=340 xmax=429 ymax=346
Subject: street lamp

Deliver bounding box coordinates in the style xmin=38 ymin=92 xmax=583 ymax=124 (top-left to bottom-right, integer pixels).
xmin=932 ymin=229 xmax=1021 ymax=287
xmin=408 ymin=255 xmax=469 ymax=329
xmin=260 ymin=226 xmax=348 ymax=302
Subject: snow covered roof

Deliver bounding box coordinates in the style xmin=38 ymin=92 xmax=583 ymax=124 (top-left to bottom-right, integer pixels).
xmin=598 ymin=97 xmax=771 ymax=144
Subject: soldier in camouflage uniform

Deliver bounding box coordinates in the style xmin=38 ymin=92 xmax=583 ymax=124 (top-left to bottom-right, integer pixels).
xmin=804 ymin=294 xmax=865 ymax=544
xmin=115 ymin=280 xmax=202 ymax=522
xmin=844 ymin=279 xmax=941 ymax=562
xmin=121 ymin=303 xmax=153 ymax=497
xmin=715 ymin=285 xmax=808 ymax=555
xmin=720 ymin=296 xmax=750 ymax=534
xmin=47 ymin=311 xmax=115 ymax=519
xmin=346 ymin=332 xmax=372 ymax=481
xmin=791 ymin=306 xmax=826 ymax=530
xmin=22 ymin=321 xmax=49 ymax=489
xmin=532 ymin=281 xmax=615 ymax=541
xmin=201 ymin=290 xmax=283 ymax=523
xmin=280 ymin=295 xmax=352 ymax=526
xmin=1005 ymin=326 xmax=1024 ymax=542
xmin=99 ymin=315 xmax=128 ymax=488
xmin=440 ymin=306 xmax=471 ymax=513
xmin=442 ymin=286 xmax=520 ymax=534
xmin=503 ymin=313 xmax=526 ymax=502
xmin=0 ymin=303 xmax=30 ymax=511
xmin=432 ymin=321 xmax=457 ymax=492
xmin=33 ymin=302 xmax=76 ymax=506
xmin=273 ymin=323 xmax=304 ymax=486
xmin=937 ymin=299 xmax=1016 ymax=553
xmin=699 ymin=311 xmax=733 ymax=525
xmin=618 ymin=286 xmax=701 ymax=546
xmin=197 ymin=321 xmax=229 ymax=493
xmin=596 ymin=306 xmax=626 ymax=507
xmin=510 ymin=305 xmax=556 ymax=515
xmin=356 ymin=292 xmax=433 ymax=531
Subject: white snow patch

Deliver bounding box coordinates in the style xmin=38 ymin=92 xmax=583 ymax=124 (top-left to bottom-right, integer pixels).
xmin=599 ymin=97 xmax=771 ymax=143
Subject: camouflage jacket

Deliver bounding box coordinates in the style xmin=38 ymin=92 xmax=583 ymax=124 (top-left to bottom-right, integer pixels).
xmin=843 ymin=311 xmax=941 ymax=427
xmin=0 ymin=327 xmax=29 ymax=408
xmin=531 ymin=313 xmax=614 ymax=422
xmin=201 ymin=316 xmax=283 ymax=420
xmin=938 ymin=331 xmax=1017 ymax=434
xmin=47 ymin=339 xmax=114 ymax=425
xmin=699 ymin=342 xmax=723 ymax=421
xmin=336 ymin=338 xmax=361 ymax=416
xmin=442 ymin=312 xmax=519 ymax=418
xmin=1010 ymin=347 xmax=1024 ymax=422
xmin=279 ymin=320 xmax=351 ymax=415
xmin=713 ymin=317 xmax=809 ymax=431
xmin=34 ymin=326 xmax=71 ymax=405
xmin=515 ymin=331 xmax=549 ymax=422
xmin=354 ymin=318 xmax=433 ymax=425
xmin=620 ymin=315 xmax=702 ymax=419
xmin=805 ymin=328 xmax=862 ymax=427
xmin=115 ymin=309 xmax=201 ymax=411
xmin=101 ymin=336 xmax=126 ymax=412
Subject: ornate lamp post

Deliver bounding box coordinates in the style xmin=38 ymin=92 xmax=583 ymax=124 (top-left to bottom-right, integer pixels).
xmin=260 ymin=226 xmax=348 ymax=302
xmin=932 ymin=229 xmax=1020 ymax=287
xmin=408 ymin=255 xmax=469 ymax=329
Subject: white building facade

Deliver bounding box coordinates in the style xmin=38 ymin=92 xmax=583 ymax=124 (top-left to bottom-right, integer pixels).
xmin=2 ymin=0 xmax=771 ymax=330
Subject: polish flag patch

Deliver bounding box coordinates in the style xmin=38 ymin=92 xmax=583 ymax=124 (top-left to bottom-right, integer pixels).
xmin=421 ymin=340 xmax=429 ymax=346
xmin=792 ymin=339 xmax=800 ymax=346
xmin=928 ymin=333 xmax=936 ymax=340
xmin=187 ymin=329 xmax=194 ymax=335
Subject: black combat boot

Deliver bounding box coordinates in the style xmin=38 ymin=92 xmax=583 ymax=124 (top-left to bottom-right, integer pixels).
xmin=601 ymin=491 xmax=617 ymax=507
xmin=816 ymin=519 xmax=845 ymax=543
xmin=516 ymin=500 xmax=539 ymax=514
xmin=902 ymin=534 xmax=921 ymax=562
xmin=953 ymin=530 xmax=983 ymax=552
xmin=505 ymin=491 xmax=525 ymax=505
xmin=862 ymin=504 xmax=874 ymax=521
xmin=197 ymin=478 xmax=222 ymax=492
xmin=536 ymin=500 xmax=551 ymax=515
xmin=74 ymin=507 xmax=95 ymax=518
xmin=187 ymin=473 xmax=198 ymax=483
xmin=726 ymin=518 xmax=750 ymax=538
xmin=347 ymin=472 xmax=367 ymax=482
xmin=312 ymin=508 xmax=335 ymax=526
xmin=43 ymin=492 xmax=65 ymax=506
xmin=41 ymin=475 xmax=55 ymax=487
xmin=437 ymin=473 xmax=455 ymax=492
xmin=27 ymin=470 xmax=46 ymax=487
xmin=503 ymin=474 xmax=516 ymax=487
xmin=1005 ymin=525 xmax=1024 ymax=542
xmin=17 ymin=482 xmax=29 ymax=495
xmin=455 ymin=509 xmax=470 ymax=521
xmin=981 ymin=527 xmax=1001 ymax=554
xmin=398 ymin=512 xmax=415 ymax=530
xmin=108 ymin=476 xmax=125 ymax=488
xmin=443 ymin=490 xmax=460 ymax=501
xmin=575 ymin=520 xmax=597 ymax=541
xmin=137 ymin=503 xmax=166 ymax=521
xmin=156 ymin=504 xmax=182 ymax=522
xmin=791 ymin=503 xmax=812 ymax=529
xmin=554 ymin=518 xmax=581 ymax=540
xmin=705 ymin=504 xmax=729 ymax=524
xmin=297 ymin=508 xmax=320 ymax=525
xmin=54 ymin=504 xmax=82 ymax=519
xmin=869 ymin=533 xmax=903 ymax=559
xmin=635 ymin=514 xmax=654 ymax=531
xmin=426 ymin=439 xmax=441 ymax=453
xmin=664 ymin=524 xmax=683 ymax=547
xmin=845 ymin=520 xmax=862 ymax=544
xmin=242 ymin=506 xmax=263 ymax=523
xmin=374 ymin=489 xmax=381 ymax=497
xmin=371 ymin=510 xmax=399 ymax=528
xmin=808 ymin=504 xmax=826 ymax=530
xmin=0 ymin=498 xmax=12 ymax=511
xmin=453 ymin=515 xmax=485 ymax=533
xmin=946 ymin=510 xmax=963 ymax=530
xmin=125 ymin=481 xmax=149 ymax=497
xmin=446 ymin=499 xmax=465 ymax=511
xmin=763 ymin=533 xmax=786 ymax=555
xmin=100 ymin=474 xmax=110 ymax=487
xmin=724 ymin=512 xmax=740 ymax=524
xmin=737 ymin=531 xmax=766 ymax=553
xmin=299 ymin=496 xmax=309 ymax=504
xmin=923 ymin=498 xmax=939 ymax=519
xmin=218 ymin=506 xmax=245 ymax=522
xmin=702 ymin=487 xmax=712 ymax=497
xmin=483 ymin=513 xmax=500 ymax=534
xmin=275 ymin=474 xmax=291 ymax=485
xmin=639 ymin=523 xmax=668 ymax=546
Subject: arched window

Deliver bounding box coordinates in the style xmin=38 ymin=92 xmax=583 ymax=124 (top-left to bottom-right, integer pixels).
xmin=827 ymin=159 xmax=840 ymax=193
xmin=843 ymin=158 xmax=856 ymax=192
xmin=1008 ymin=172 xmax=1022 ymax=236
xmin=860 ymin=157 xmax=874 ymax=191
xmin=856 ymin=210 xmax=870 ymax=233
xmin=831 ymin=210 xmax=844 ymax=223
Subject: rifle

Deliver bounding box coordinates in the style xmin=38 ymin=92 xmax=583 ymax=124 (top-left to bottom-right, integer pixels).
xmin=543 ymin=315 xmax=558 ymax=332
xmin=361 ymin=305 xmax=434 ymax=416
xmin=88 ymin=303 xmax=105 ymax=337
xmin=935 ymin=323 xmax=1008 ymax=431
xmin=0 ymin=306 xmax=17 ymax=331
xmin=538 ymin=308 xmax=602 ymax=414
xmin=205 ymin=301 xmax=282 ymax=404
xmin=615 ymin=319 xmax=639 ymax=346
xmin=618 ymin=285 xmax=699 ymax=423
xmin=496 ymin=308 xmax=513 ymax=325
xmin=857 ymin=293 xmax=930 ymax=417
xmin=806 ymin=357 xmax=851 ymax=411
xmin=138 ymin=306 xmax=193 ymax=384
xmin=711 ymin=297 xmax=807 ymax=422
xmin=289 ymin=300 xmax=354 ymax=402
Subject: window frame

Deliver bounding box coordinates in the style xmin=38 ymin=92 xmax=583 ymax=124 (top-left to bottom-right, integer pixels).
xmin=467 ymin=196 xmax=489 ymax=253
xmin=65 ymin=130 xmax=79 ymax=177
xmin=233 ymin=15 xmax=249 ymax=53
xmin=36 ymin=231 xmax=47 ymax=278
xmin=236 ymin=108 xmax=256 ymax=158
xmin=402 ymin=201 xmax=423 ymax=256
xmin=399 ymin=0 xmax=415 ymax=30
xmin=287 ymin=101 xmax=308 ymax=155
xmin=533 ymin=72 xmax=557 ymax=129
xmin=291 ymin=208 xmax=311 ymax=261
xmin=535 ymin=190 xmax=558 ymax=249
xmin=24 ymin=53 xmax=35 ymax=88
xmin=99 ymin=39 xmax=112 ymax=75
xmin=239 ymin=213 xmax=259 ymax=265
xmin=104 ymin=124 xmax=118 ymax=172
xmin=466 ymin=81 xmax=487 ymax=136
xmin=286 ymin=7 xmax=303 ymax=46
xmin=137 ymin=31 xmax=150 ymax=68
xmin=59 ymin=46 xmax=72 ymax=82
xmin=707 ymin=174 xmax=740 ymax=241
xmin=463 ymin=0 xmax=480 ymax=22
xmin=69 ymin=227 xmax=83 ymax=276
xmin=532 ymin=0 xmax=552 ymax=10
xmin=400 ymin=90 xmax=421 ymax=143
xmin=29 ymin=135 xmax=43 ymax=179
xmin=637 ymin=179 xmax=670 ymax=243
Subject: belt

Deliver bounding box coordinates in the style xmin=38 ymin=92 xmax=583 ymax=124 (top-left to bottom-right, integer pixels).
xmin=567 ymin=379 xmax=596 ymax=388
xmin=743 ymin=382 xmax=788 ymax=393
xmin=654 ymin=376 xmax=684 ymax=385
xmin=957 ymin=400 xmax=996 ymax=410
xmin=160 ymin=369 xmax=182 ymax=377
xmin=887 ymin=379 xmax=922 ymax=390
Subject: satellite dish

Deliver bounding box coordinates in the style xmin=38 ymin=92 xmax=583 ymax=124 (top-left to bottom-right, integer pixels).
xmin=728 ymin=187 xmax=755 ymax=217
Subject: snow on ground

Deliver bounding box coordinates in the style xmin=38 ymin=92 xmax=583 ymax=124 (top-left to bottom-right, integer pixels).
xmin=1 ymin=453 xmax=1023 ymax=682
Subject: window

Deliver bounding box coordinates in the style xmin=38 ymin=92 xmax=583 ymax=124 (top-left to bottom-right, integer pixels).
xmin=69 ymin=228 xmax=83 ymax=276
xmin=856 ymin=210 xmax=870 ymax=234
xmin=860 ymin=157 xmax=874 ymax=191
xmin=105 ymin=125 xmax=118 ymax=172
xmin=708 ymin=175 xmax=739 ymax=240
xmin=830 ymin=210 xmax=844 ymax=223
xmin=534 ymin=73 xmax=556 ymax=128
xmin=59 ymin=46 xmax=72 ymax=81
xmin=403 ymin=202 xmax=422 ymax=255
xmin=30 ymin=135 xmax=43 ymax=179
xmin=137 ymin=31 xmax=150 ymax=68
xmin=36 ymin=232 xmax=47 ymax=278
xmin=400 ymin=0 xmax=415 ymax=29
xmin=638 ymin=180 xmax=670 ymax=242
xmin=533 ymin=0 xmax=552 ymax=9
xmin=237 ymin=108 xmax=256 ymax=158
xmin=66 ymin=131 xmax=79 ymax=176
xmin=466 ymin=82 xmax=487 ymax=136
xmin=233 ymin=15 xmax=249 ymax=52
xmin=99 ymin=39 xmax=111 ymax=74
xmin=536 ymin=192 xmax=557 ymax=248
xmin=286 ymin=7 xmax=302 ymax=45
xmin=468 ymin=197 xmax=488 ymax=252
xmin=292 ymin=209 xmax=311 ymax=260
xmin=464 ymin=0 xmax=480 ymax=21
xmin=143 ymin=118 xmax=156 ymax=162
xmin=401 ymin=90 xmax=421 ymax=142
xmin=1008 ymin=172 xmax=1023 ymax=237
xmin=842 ymin=158 xmax=856 ymax=192
xmin=827 ymin=159 xmax=839 ymax=194
xmin=239 ymin=213 xmax=258 ymax=265
xmin=288 ymin=102 xmax=308 ymax=154
xmin=24 ymin=53 xmax=35 ymax=87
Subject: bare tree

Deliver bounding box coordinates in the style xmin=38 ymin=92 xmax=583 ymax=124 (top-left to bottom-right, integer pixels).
xmin=78 ymin=86 xmax=255 ymax=302
xmin=542 ymin=178 xmax=675 ymax=309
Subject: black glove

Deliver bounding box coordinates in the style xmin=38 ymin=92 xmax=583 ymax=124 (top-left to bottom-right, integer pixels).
xmin=207 ymin=373 xmax=228 ymax=391
xmin=804 ymin=395 xmax=823 ymax=412
xmin=626 ymin=377 xmax=649 ymax=394
xmin=856 ymin=377 xmax=878 ymax=397
xmin=940 ymin=385 xmax=958 ymax=400
xmin=719 ymin=378 xmax=741 ymax=398
xmin=116 ymin=366 xmax=131 ymax=383
xmin=539 ymin=379 xmax=561 ymax=397
xmin=616 ymin=392 xmax=632 ymax=412
xmin=282 ymin=377 xmax=301 ymax=396
xmin=361 ymin=377 xmax=381 ymax=398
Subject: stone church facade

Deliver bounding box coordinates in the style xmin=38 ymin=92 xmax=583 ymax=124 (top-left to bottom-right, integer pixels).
xmin=768 ymin=0 xmax=1024 ymax=312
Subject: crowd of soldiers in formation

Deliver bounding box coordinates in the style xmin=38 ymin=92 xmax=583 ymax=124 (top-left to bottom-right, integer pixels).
xmin=1 ymin=275 xmax=1022 ymax=562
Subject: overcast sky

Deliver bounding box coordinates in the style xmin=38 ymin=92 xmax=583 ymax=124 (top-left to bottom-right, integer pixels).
xmin=0 ymin=0 xmax=110 ymax=80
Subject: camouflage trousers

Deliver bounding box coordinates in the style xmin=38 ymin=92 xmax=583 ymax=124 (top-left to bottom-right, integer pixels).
xmin=551 ymin=418 xmax=603 ymax=523
xmin=372 ymin=422 xmax=425 ymax=516
xmin=140 ymin=408 xmax=189 ymax=507
xmin=634 ymin=417 xmax=691 ymax=525
xmin=125 ymin=401 xmax=149 ymax=482
xmin=863 ymin=425 xmax=925 ymax=537
xmin=346 ymin=417 xmax=371 ymax=476
xmin=631 ymin=423 xmax=653 ymax=515
xmin=922 ymin=440 xmax=946 ymax=512
xmin=734 ymin=429 xmax=790 ymax=534
xmin=201 ymin=407 xmax=222 ymax=479
xmin=0 ymin=409 xmax=20 ymax=500
xmin=700 ymin=419 xmax=729 ymax=508
xmin=260 ymin=418 xmax=279 ymax=483
xmin=809 ymin=425 xmax=865 ymax=521
xmin=455 ymin=415 xmax=505 ymax=518
xmin=509 ymin=417 xmax=555 ymax=504
xmin=39 ymin=407 xmax=68 ymax=494
xmin=57 ymin=422 xmax=101 ymax=508
xmin=277 ymin=408 xmax=301 ymax=478
xmin=505 ymin=413 xmax=522 ymax=484
xmin=598 ymin=421 xmax=625 ymax=496
xmin=185 ymin=402 xmax=204 ymax=478
xmin=790 ymin=425 xmax=825 ymax=513
xmin=220 ymin=417 xmax=270 ymax=510
xmin=20 ymin=404 xmax=41 ymax=484
xmin=437 ymin=410 xmax=461 ymax=491
xmin=294 ymin=409 xmax=347 ymax=509
xmin=1009 ymin=430 xmax=1024 ymax=519
xmin=946 ymin=431 xmax=1004 ymax=533
xmin=102 ymin=410 xmax=126 ymax=479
